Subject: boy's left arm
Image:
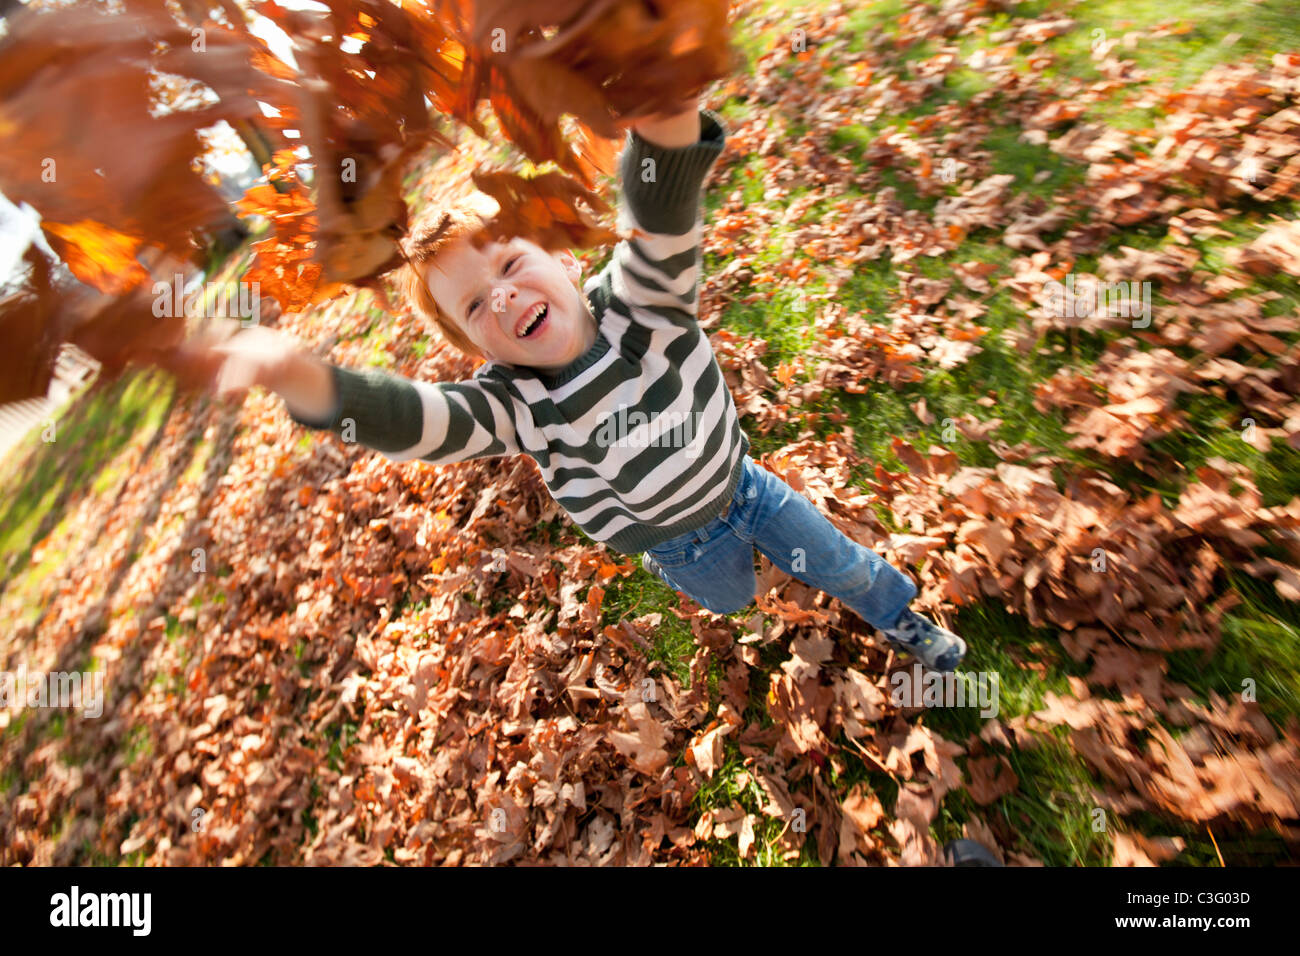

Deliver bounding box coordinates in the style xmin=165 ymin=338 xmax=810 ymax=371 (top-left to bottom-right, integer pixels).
xmin=607 ymin=98 xmax=727 ymax=320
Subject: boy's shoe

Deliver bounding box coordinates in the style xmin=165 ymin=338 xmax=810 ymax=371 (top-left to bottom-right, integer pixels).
xmin=943 ymin=838 xmax=1004 ymax=867
xmin=880 ymin=607 xmax=967 ymax=672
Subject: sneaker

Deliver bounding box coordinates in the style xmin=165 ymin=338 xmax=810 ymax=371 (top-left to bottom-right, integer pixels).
xmin=943 ymin=838 xmax=1003 ymax=867
xmin=880 ymin=607 xmax=967 ymax=672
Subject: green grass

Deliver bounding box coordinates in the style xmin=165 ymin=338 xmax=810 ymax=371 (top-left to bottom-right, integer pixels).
xmin=80 ymin=840 xmax=148 ymax=867
xmin=1169 ymin=571 xmax=1300 ymax=727
xmin=685 ymin=0 xmax=1300 ymax=865
xmin=122 ymin=724 xmax=153 ymax=767
xmin=325 ymin=721 xmax=359 ymax=774
xmin=981 ymin=126 xmax=1087 ymax=200
xmin=599 ymin=568 xmax=698 ymax=687
xmin=692 ymin=749 xmax=822 ymax=866
xmin=0 ymin=368 xmax=175 ymax=583
xmin=840 ymin=0 xmax=911 ymax=55
xmin=917 ymin=602 xmax=1108 ymax=865
xmin=1045 ymin=0 xmax=1300 ymax=96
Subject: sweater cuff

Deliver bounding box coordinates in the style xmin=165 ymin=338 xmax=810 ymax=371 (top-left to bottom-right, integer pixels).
xmin=620 ymin=108 xmax=726 ymax=235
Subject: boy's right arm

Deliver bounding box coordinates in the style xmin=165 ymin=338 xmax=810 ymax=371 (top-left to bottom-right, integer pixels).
xmin=201 ymin=325 xmax=523 ymax=463
xmin=279 ymin=361 xmax=524 ymax=463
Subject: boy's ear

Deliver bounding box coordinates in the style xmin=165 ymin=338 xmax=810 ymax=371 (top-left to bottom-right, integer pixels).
xmin=558 ymin=248 xmax=582 ymax=285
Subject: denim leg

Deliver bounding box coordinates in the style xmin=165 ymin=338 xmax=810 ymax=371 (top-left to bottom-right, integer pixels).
xmin=643 ymin=524 xmax=758 ymax=614
xmin=742 ymin=461 xmax=916 ymax=629
xmin=641 ymin=461 xmax=763 ymax=614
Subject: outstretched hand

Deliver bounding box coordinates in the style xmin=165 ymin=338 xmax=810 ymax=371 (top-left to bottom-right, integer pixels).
xmin=207 ymin=324 xmax=302 ymax=401
xmin=161 ymin=320 xmax=293 ymax=401
xmin=628 ymin=94 xmax=702 ymax=149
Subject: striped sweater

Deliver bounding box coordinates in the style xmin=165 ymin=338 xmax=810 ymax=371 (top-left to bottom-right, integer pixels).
xmin=288 ymin=109 xmax=750 ymax=554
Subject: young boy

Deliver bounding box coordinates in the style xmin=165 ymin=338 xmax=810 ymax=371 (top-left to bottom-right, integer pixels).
xmin=209 ymin=99 xmax=967 ymax=672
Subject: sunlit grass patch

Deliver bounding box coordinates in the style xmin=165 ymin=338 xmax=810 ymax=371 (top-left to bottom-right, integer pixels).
xmin=600 ymin=567 xmax=697 ymax=688
xmin=981 ymin=126 xmax=1087 ymax=201
xmin=0 ymin=368 xmax=176 ymax=619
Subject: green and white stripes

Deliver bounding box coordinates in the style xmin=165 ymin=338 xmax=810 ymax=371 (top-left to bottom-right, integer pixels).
xmin=290 ymin=110 xmax=750 ymax=554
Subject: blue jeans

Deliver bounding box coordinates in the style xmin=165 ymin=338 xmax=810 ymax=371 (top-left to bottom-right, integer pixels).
xmin=641 ymin=456 xmax=917 ymax=628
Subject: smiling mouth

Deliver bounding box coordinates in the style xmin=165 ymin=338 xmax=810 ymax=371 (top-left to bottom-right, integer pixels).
xmin=516 ymin=303 xmax=548 ymax=338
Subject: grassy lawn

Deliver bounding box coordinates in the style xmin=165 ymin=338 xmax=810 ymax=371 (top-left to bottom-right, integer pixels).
xmin=0 ymin=371 xmax=177 ymax=627
xmin=632 ymin=0 xmax=1300 ymax=865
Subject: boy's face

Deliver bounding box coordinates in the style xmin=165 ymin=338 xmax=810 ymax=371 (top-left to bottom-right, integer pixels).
xmin=424 ymin=235 xmax=595 ymax=372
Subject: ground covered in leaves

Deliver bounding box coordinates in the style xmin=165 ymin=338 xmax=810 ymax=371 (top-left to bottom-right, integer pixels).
xmin=3 ymin=0 xmax=1300 ymax=865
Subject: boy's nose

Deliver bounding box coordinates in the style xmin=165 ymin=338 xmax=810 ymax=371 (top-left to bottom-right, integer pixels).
xmin=494 ymin=284 xmax=518 ymax=310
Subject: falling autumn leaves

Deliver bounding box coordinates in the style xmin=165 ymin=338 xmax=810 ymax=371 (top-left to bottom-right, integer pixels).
xmin=3 ymin=0 xmax=1300 ymax=868
xmin=0 ymin=0 xmax=737 ymax=401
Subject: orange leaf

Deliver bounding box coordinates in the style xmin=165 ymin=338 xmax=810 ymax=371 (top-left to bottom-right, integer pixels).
xmin=41 ymin=220 xmax=149 ymax=294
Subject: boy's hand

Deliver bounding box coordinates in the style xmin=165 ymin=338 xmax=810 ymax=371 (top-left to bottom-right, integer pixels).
xmin=174 ymin=321 xmax=337 ymax=423
xmin=628 ymin=94 xmax=701 ymax=149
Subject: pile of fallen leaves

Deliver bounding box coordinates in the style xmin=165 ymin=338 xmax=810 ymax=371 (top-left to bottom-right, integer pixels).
xmin=2 ymin=0 xmax=1299 ymax=867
